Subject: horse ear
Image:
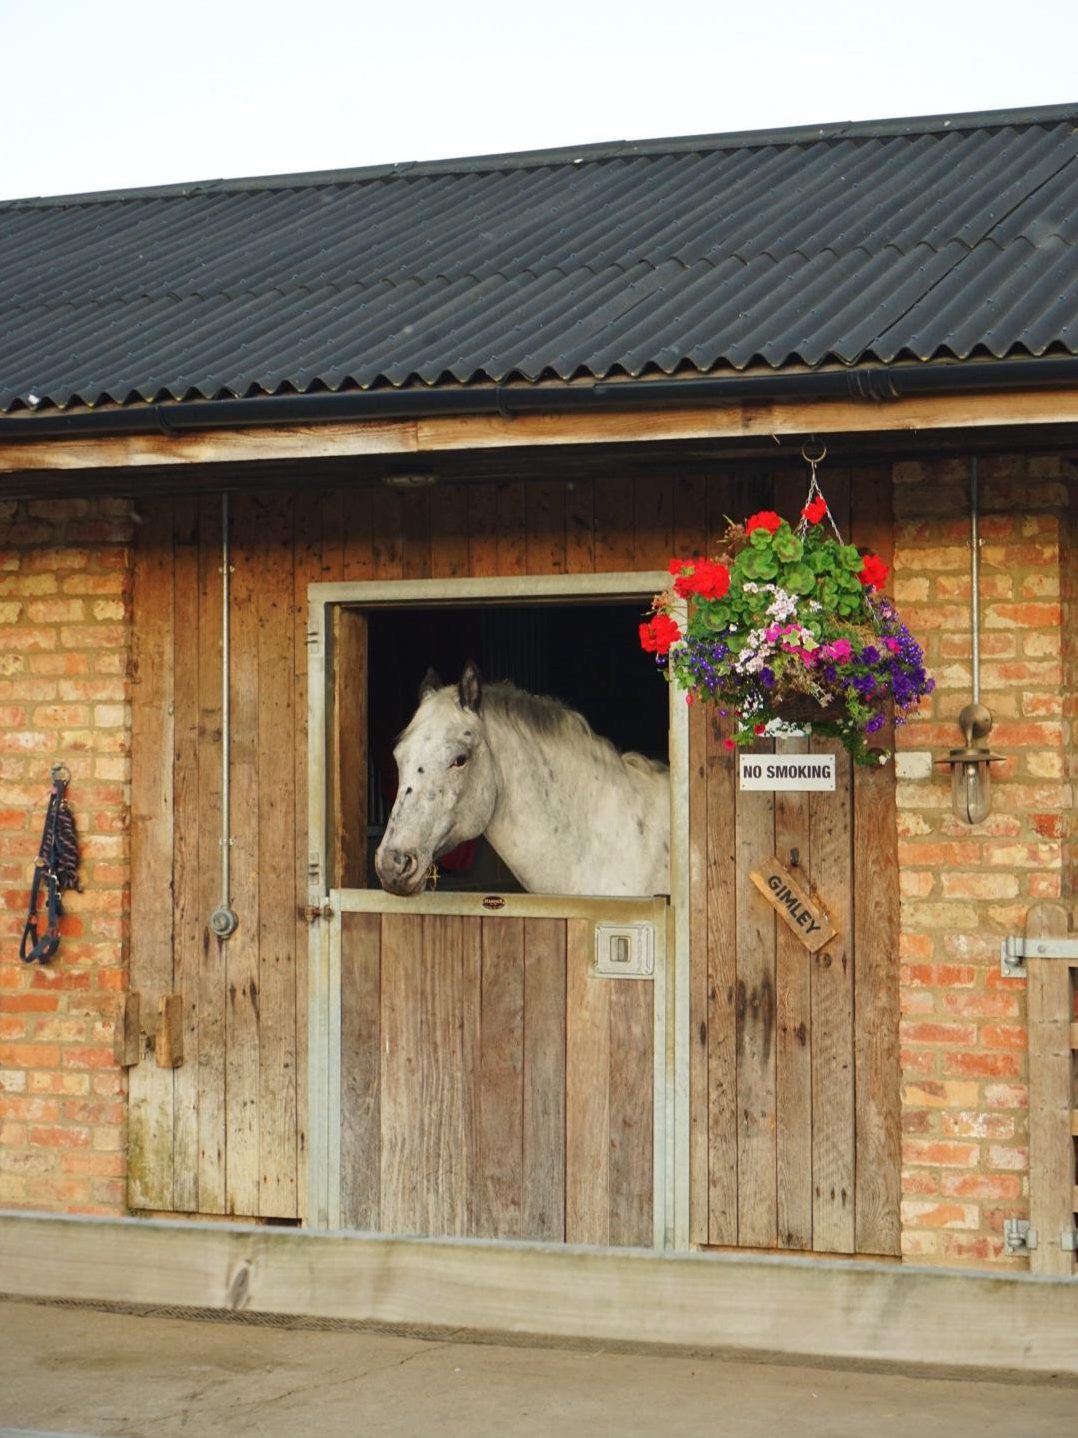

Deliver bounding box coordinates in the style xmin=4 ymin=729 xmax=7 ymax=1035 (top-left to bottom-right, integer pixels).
xmin=419 ymin=667 xmax=442 ymax=702
xmin=458 ymin=660 xmax=482 ymax=714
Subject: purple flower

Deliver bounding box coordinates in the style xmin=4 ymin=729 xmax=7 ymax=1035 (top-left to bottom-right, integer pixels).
xmin=866 ymin=713 xmax=885 ymax=734
xmin=860 ymin=645 xmax=880 ymax=666
xmin=760 ymin=666 xmax=775 ymax=689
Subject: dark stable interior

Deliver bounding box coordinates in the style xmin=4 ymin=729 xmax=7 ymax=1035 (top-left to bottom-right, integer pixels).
xmin=364 ymin=601 xmax=669 ymax=891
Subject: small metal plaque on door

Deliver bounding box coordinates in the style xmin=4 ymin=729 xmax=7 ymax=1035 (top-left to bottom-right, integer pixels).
xmin=594 ymin=922 xmax=655 ymax=980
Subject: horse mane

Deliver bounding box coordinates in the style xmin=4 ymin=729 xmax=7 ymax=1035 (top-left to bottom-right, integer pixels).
xmin=483 ymin=681 xmax=667 ymax=776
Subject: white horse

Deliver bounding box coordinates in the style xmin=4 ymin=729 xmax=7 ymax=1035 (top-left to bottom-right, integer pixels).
xmin=374 ymin=662 xmax=670 ymax=897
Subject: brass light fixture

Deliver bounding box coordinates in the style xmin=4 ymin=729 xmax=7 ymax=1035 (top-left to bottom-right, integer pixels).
xmin=938 ymin=457 xmax=1004 ymax=824
xmin=941 ymin=701 xmax=1004 ymax=825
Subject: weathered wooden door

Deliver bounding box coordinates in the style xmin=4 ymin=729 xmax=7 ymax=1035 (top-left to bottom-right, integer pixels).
xmin=682 ymin=470 xmax=901 ymax=1256
xmin=327 ymin=893 xmax=665 ymax=1245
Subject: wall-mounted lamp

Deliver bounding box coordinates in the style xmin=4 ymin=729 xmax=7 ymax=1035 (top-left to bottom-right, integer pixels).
xmin=939 ymin=702 xmax=1004 ymax=825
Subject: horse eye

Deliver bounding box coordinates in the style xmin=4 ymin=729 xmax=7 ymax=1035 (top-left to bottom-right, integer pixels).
xmin=450 ymin=753 xmax=469 ymax=769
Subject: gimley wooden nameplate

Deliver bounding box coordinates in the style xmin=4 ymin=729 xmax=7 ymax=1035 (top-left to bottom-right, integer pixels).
xmin=749 ymin=857 xmax=836 ymax=953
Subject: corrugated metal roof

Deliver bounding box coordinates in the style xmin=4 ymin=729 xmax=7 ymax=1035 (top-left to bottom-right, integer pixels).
xmin=0 ymin=105 xmax=1075 ymax=413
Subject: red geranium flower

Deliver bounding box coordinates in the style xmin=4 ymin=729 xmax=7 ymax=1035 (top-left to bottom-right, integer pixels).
xmin=746 ymin=510 xmax=783 ymax=535
xmin=859 ymin=553 xmax=890 ymax=589
xmin=673 ymin=558 xmax=731 ymax=601
xmin=639 ymin=613 xmax=681 ymax=655
xmin=668 ymin=556 xmax=701 ymax=576
xmin=802 ymin=496 xmax=828 ymax=524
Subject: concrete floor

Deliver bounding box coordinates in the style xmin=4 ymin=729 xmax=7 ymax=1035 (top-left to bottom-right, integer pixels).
xmin=1 ymin=1299 xmax=1075 ymax=1438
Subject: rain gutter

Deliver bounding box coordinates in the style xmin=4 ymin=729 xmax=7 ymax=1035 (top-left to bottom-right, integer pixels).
xmin=2 ymin=357 xmax=1078 ymax=443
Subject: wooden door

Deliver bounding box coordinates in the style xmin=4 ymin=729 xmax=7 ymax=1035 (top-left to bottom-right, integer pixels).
xmin=128 ymin=493 xmax=306 ymax=1221
xmin=689 ymin=473 xmax=901 ymax=1257
xmin=332 ymin=893 xmax=663 ymax=1246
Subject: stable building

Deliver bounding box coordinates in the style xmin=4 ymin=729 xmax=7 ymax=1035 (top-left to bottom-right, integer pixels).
xmin=0 ymin=104 xmax=1077 ymax=1362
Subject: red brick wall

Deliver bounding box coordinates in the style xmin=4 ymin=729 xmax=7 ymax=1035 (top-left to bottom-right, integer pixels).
xmin=0 ymin=497 xmax=133 ymax=1214
xmin=893 ymin=454 xmax=1070 ymax=1266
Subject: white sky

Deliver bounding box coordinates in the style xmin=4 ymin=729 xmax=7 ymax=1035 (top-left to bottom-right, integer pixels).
xmin=1 ymin=0 xmax=1075 ymax=202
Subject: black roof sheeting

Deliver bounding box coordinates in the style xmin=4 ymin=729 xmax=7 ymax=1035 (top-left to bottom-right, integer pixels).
xmin=0 ymin=105 xmax=1075 ymax=414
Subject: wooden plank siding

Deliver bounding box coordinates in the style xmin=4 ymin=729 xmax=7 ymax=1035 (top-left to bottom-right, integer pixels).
xmin=129 ymin=467 xmax=900 ymax=1247
xmin=338 ymin=910 xmax=649 ymax=1244
xmin=688 ymin=469 xmax=902 ymax=1257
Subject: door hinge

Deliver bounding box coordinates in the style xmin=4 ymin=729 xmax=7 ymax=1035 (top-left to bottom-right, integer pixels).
xmin=1061 ymin=1229 xmax=1078 ymax=1253
xmin=1000 ymin=934 xmax=1078 ymax=977
xmin=303 ymin=903 xmax=334 ymax=923
xmin=1003 ymin=1217 xmax=1037 ymax=1254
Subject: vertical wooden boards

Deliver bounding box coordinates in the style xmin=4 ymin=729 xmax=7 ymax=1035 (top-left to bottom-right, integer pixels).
xmin=1025 ymin=903 xmax=1077 ymax=1277
xmin=694 ymin=467 xmax=900 ymax=1256
xmin=496 ymin=482 xmax=527 ymax=577
xmin=224 ymin=495 xmax=261 ymax=1217
xmin=565 ymin=918 xmax=611 ymax=1245
xmin=565 ymin=477 xmax=595 ymax=574
xmin=196 ymin=494 xmax=227 ymax=1214
xmin=128 ymin=497 xmax=176 ymax=1212
xmin=633 ymin=475 xmax=673 ymax=571
xmin=379 ymin=912 xmax=424 ymax=1235
xmin=594 ymin=477 xmax=634 ymax=572
xmin=608 ymin=977 xmax=654 ymax=1247
xmin=522 ymin=919 xmax=566 ymax=1242
xmin=339 ymin=911 xmax=381 ymax=1231
xmin=293 ymin=491 xmax=323 ymax=1221
xmin=705 ymin=707 xmax=739 ymax=1245
xmin=734 ymin=740 xmax=779 ymax=1250
xmin=420 ymin=915 xmax=471 ymax=1236
xmin=430 ymin=484 xmax=469 ymax=579
xmin=808 ymin=474 xmax=855 ymax=1255
xmin=370 ymin=489 xmax=404 ymax=581
xmin=851 ymin=468 xmax=901 ymax=1256
xmin=525 ymin=480 xmax=566 ymax=575
xmin=331 ymin=609 xmax=368 ymax=890
xmin=687 ymin=704 xmax=709 ymax=1246
xmin=808 ymin=740 xmax=855 ymax=1254
xmin=475 ymin=918 xmax=525 ymax=1238
xmin=171 ymin=496 xmax=201 ymax=1214
xmin=400 ymin=490 xmax=432 ymax=580
xmin=467 ymin=483 xmax=499 ymax=578
xmin=773 ymin=737 xmax=813 ymax=1251
xmin=257 ymin=492 xmax=298 ymax=1219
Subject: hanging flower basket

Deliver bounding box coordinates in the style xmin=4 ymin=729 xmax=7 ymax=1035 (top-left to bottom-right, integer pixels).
xmin=639 ymin=464 xmax=934 ymax=765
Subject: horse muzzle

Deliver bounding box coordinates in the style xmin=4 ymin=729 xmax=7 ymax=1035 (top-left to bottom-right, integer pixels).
xmin=374 ymin=844 xmax=426 ymax=897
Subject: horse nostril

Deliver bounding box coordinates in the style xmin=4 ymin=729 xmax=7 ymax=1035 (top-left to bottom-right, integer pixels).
xmin=398 ymin=852 xmax=418 ymax=880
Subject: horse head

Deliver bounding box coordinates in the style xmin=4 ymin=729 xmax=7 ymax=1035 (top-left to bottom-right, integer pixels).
xmin=374 ymin=661 xmax=498 ymax=896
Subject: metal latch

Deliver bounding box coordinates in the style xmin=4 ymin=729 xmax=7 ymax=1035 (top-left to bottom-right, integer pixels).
xmin=1000 ymin=935 xmax=1078 ymax=978
xmin=303 ymin=903 xmax=334 ymax=924
xmin=594 ymin=922 xmax=654 ymax=980
xmin=1003 ymin=1218 xmax=1037 ymax=1254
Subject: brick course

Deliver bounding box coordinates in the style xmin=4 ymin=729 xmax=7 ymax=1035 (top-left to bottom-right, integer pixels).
xmin=0 ymin=497 xmax=132 ymax=1215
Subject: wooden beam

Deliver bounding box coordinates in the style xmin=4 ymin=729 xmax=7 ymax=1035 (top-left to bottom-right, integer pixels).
xmin=1 ymin=1213 xmax=1077 ymax=1377
xmin=1025 ymin=902 xmax=1077 ymax=1278
xmin=2 ymin=387 xmax=1077 ymax=473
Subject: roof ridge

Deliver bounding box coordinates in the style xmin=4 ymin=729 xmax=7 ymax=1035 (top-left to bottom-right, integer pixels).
xmin=3 ymin=103 xmax=1075 ymax=209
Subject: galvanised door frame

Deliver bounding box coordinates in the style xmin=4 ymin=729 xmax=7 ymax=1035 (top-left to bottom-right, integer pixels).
xmin=305 ymin=571 xmax=690 ymax=1249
